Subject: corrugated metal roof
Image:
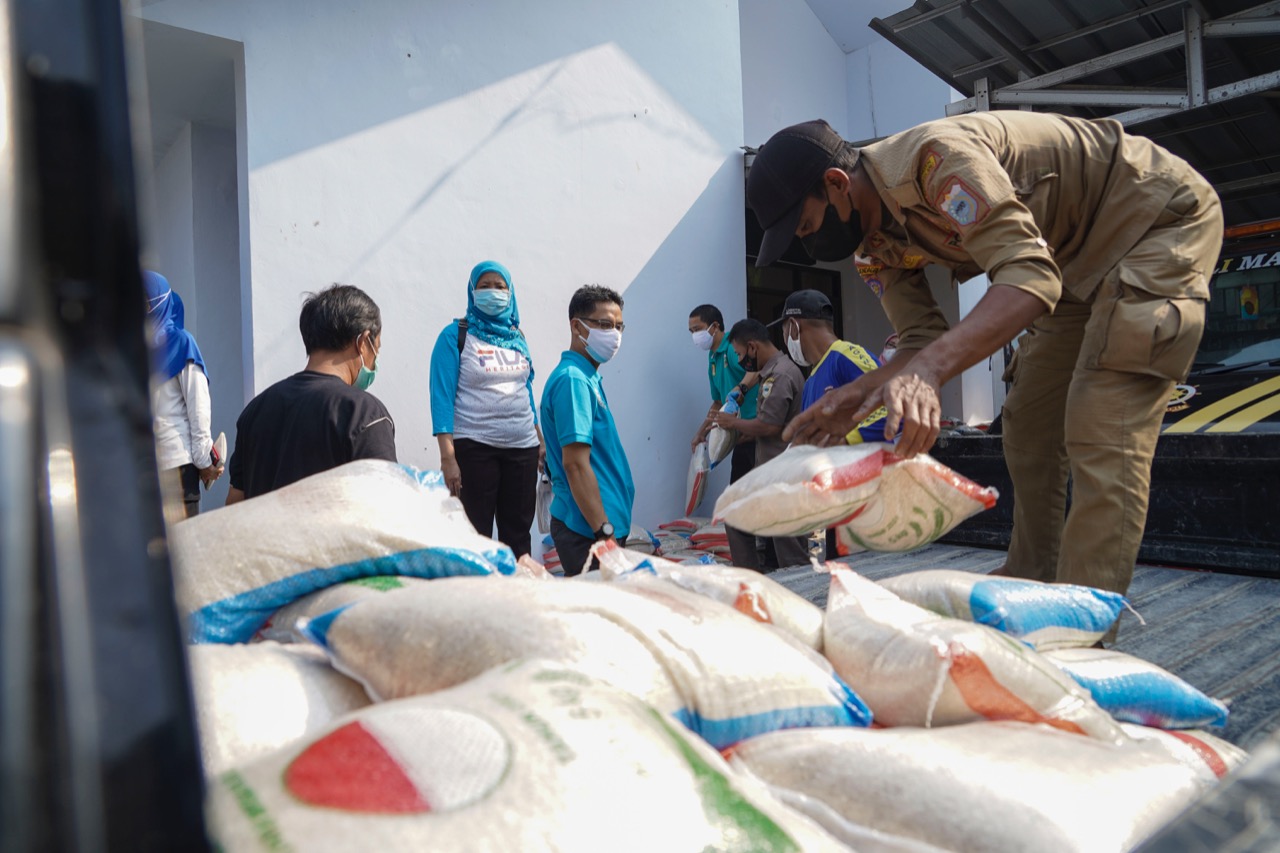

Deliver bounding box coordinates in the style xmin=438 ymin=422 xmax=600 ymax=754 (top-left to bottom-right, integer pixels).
xmin=869 ymin=0 xmax=1280 ymax=226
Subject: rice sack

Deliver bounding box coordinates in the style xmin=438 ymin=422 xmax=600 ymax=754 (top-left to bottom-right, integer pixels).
xmin=171 ymin=460 xmax=517 ymax=643
xmin=303 ymin=575 xmax=870 ymax=750
xmin=823 ymin=569 xmax=1124 ymax=740
xmin=206 ymin=659 xmax=848 ymax=852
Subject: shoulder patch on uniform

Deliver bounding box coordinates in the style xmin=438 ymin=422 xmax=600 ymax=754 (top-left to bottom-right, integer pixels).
xmin=864 ymin=277 xmax=884 ymax=299
xmin=902 ymin=253 xmax=924 ymax=269
xmin=856 ymin=261 xmax=883 ymax=278
xmin=920 ymin=148 xmax=944 ymax=186
xmin=760 ymin=376 xmax=776 ymax=400
xmin=867 ymin=233 xmax=887 ymax=250
xmin=937 ymin=178 xmax=988 ymax=228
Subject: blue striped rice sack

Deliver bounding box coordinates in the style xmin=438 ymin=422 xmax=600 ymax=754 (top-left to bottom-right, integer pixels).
xmin=1044 ymin=648 xmax=1229 ymax=729
xmin=171 ymin=460 xmax=516 ymax=643
xmin=879 ymin=569 xmax=1128 ymax=650
xmin=301 ymin=574 xmax=871 ymax=751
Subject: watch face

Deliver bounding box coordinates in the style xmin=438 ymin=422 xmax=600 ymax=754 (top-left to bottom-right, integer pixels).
xmin=598 ymin=523 xmax=614 ymax=539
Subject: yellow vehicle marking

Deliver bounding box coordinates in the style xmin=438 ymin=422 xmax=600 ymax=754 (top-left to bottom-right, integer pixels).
xmin=1163 ymin=375 xmax=1280 ymax=433
xmin=1204 ymin=391 xmax=1280 ymax=433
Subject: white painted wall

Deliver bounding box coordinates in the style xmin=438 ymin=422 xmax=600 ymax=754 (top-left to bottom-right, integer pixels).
xmin=140 ymin=0 xmax=748 ymax=533
xmin=846 ymin=38 xmax=951 ymax=142
xmin=739 ymin=0 xmax=849 ymax=145
xmin=152 ymin=123 xmax=197 ymax=335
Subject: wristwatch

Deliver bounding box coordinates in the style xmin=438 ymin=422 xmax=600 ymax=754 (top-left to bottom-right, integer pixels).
xmin=594 ymin=522 xmax=615 ymax=541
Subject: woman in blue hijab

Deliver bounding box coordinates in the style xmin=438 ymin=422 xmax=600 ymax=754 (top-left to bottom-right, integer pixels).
xmin=143 ymin=270 xmax=223 ymax=516
xmin=429 ymin=261 xmax=542 ymax=557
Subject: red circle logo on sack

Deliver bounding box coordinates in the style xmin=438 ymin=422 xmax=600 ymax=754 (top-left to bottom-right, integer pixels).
xmin=285 ymin=707 xmax=510 ymax=814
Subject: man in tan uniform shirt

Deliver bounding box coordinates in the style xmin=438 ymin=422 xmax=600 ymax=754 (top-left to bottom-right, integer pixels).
xmin=747 ymin=114 xmax=1222 ymax=599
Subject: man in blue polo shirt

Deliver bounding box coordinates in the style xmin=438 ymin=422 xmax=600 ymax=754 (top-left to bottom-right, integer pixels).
xmin=541 ymin=285 xmax=635 ymax=576
xmin=689 ymin=303 xmax=760 ymax=566
xmin=775 ymin=290 xmax=889 ymax=443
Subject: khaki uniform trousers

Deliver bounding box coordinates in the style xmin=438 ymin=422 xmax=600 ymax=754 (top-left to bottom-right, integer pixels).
xmin=1001 ymin=185 xmax=1222 ymax=596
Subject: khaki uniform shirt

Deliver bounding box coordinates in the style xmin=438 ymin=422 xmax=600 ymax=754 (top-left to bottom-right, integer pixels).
xmin=753 ymin=350 xmax=805 ymax=467
xmin=853 ymin=111 xmax=1215 ymax=351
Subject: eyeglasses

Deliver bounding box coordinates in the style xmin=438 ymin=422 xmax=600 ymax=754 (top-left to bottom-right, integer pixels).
xmin=577 ymin=316 xmax=625 ymax=333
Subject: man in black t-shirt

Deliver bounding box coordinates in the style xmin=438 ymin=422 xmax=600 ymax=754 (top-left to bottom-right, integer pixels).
xmin=226 ymin=284 xmax=397 ymax=503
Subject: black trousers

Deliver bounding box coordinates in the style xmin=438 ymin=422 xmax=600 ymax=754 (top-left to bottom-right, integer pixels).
xmin=549 ymin=516 xmax=598 ymax=577
xmin=725 ymin=440 xmax=759 ymax=569
xmin=453 ymin=438 xmax=540 ymax=557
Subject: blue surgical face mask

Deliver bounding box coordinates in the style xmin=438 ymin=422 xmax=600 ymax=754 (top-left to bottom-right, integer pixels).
xmin=355 ymin=335 xmax=379 ymax=390
xmin=473 ymin=288 xmax=510 ymax=317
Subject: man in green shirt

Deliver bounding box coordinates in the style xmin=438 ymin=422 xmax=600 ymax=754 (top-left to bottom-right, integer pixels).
xmin=688 ymin=303 xmax=759 ymax=566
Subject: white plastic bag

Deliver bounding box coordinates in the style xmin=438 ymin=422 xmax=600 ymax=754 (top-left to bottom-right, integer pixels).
xmin=535 ymin=471 xmax=553 ymax=534
xmin=685 ymin=442 xmax=711 ymax=516
xmin=706 ymin=425 xmax=737 ymax=468
xmin=206 ymin=659 xmax=848 ymax=852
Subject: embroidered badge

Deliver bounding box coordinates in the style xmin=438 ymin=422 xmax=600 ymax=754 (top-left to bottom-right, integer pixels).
xmin=761 ymin=377 xmax=776 ymax=400
xmin=946 ymin=231 xmax=964 ymax=248
xmin=919 ymin=148 xmax=944 ymax=185
xmin=902 ymin=253 xmax=924 ymax=269
xmin=865 ymin=277 xmax=884 ymax=299
xmin=868 ymin=233 xmax=886 ymax=250
xmin=937 ymin=179 xmax=988 ymax=228
xmin=857 ymin=262 xmax=883 ymax=278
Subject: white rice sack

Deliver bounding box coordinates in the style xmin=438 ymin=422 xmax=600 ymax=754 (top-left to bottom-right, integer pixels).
xmin=707 ymin=425 xmax=738 ymax=468
xmin=714 ymin=444 xmax=887 ymax=537
xmin=207 ymin=659 xmax=847 ymax=852
xmin=593 ymin=542 xmax=824 ymax=651
xmin=685 ymin=442 xmax=711 ymax=516
xmin=188 ymin=642 xmax=371 ymax=777
xmin=254 ymin=576 xmax=434 ymax=644
xmin=303 ymin=575 xmax=871 ymax=750
xmin=1118 ymin=723 xmax=1248 ymax=781
xmin=729 ymin=722 xmax=1206 ymax=853
xmin=823 ymin=569 xmax=1125 ymax=741
xmin=833 ymin=453 xmax=998 ymax=553
xmin=879 ymin=569 xmax=1128 ymax=650
xmin=171 ymin=460 xmax=517 ymax=643
xmin=1045 ymin=647 xmax=1229 ymax=728
xmin=624 ymin=526 xmax=660 ymax=555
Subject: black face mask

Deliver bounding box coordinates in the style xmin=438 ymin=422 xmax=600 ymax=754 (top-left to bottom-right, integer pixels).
xmin=737 ymin=346 xmax=758 ymax=373
xmin=802 ymin=202 xmax=865 ymax=262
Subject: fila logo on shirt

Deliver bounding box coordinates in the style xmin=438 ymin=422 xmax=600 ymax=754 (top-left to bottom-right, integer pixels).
xmin=475 ymin=347 xmax=525 ymax=374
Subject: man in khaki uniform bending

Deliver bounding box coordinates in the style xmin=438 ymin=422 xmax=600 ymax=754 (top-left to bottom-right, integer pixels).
xmin=749 ymin=114 xmax=1221 ymax=598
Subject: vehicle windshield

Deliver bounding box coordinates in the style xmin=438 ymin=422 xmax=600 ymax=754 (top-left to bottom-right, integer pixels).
xmin=1196 ymin=234 xmax=1280 ymax=368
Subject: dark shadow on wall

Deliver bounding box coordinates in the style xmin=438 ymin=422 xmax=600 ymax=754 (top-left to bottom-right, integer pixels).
xmin=604 ymin=156 xmax=748 ymax=526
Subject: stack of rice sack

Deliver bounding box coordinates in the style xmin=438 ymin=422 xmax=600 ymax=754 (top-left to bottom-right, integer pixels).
xmin=722 ymin=566 xmax=1244 ymax=852
xmin=623 ymin=526 xmax=660 ymax=555
xmin=538 ymin=534 xmax=562 ymax=573
xmin=714 ymin=442 xmax=998 ymax=553
xmin=181 ymin=460 xmax=1246 ymax=851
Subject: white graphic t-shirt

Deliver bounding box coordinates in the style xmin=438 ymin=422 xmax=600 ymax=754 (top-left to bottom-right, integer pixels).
xmin=453 ymin=333 xmax=539 ymax=449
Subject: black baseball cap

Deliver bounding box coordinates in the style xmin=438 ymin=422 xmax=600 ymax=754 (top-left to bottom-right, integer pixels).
xmin=768 ymin=289 xmax=834 ymax=326
xmin=746 ymin=119 xmax=853 ymax=267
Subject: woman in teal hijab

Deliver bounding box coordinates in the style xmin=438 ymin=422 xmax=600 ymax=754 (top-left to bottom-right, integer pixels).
xmin=429 ymin=261 xmax=543 ymax=557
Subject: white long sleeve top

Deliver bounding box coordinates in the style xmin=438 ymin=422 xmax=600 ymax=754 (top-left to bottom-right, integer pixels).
xmin=152 ymin=363 xmax=214 ymax=470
